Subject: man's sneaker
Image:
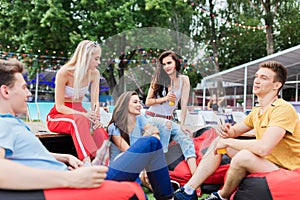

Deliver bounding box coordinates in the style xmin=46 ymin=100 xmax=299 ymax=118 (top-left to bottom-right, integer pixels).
xmin=204 ymin=192 xmax=223 ymax=200
xmin=171 ymin=180 xmax=180 ymax=191
xmin=174 ymin=187 xmax=198 ymax=200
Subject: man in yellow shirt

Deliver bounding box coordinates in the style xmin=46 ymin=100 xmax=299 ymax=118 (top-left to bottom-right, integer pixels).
xmin=174 ymin=60 xmax=300 ymax=200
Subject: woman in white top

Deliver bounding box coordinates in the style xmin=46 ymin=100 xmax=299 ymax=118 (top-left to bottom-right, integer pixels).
xmin=145 ymin=50 xmax=197 ymax=174
xmin=47 ymin=40 xmax=107 ymax=163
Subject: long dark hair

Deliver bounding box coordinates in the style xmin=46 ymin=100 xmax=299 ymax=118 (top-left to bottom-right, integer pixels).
xmin=152 ymin=50 xmax=181 ymax=98
xmin=107 ymin=91 xmax=138 ymax=145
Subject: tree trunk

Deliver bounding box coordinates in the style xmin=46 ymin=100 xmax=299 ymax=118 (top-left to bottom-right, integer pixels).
xmin=265 ymin=24 xmax=274 ymax=55
xmin=102 ymin=63 xmax=117 ymax=94
xmin=209 ymin=0 xmax=220 ymax=72
xmin=262 ymin=0 xmax=275 ymax=55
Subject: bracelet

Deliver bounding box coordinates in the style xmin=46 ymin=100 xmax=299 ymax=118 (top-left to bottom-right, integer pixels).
xmin=144 ymin=130 xmax=152 ymax=136
xmin=145 ymin=129 xmax=160 ymax=136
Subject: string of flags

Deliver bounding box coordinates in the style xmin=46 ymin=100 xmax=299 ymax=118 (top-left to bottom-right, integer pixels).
xmin=0 ymin=47 xmax=218 ymax=78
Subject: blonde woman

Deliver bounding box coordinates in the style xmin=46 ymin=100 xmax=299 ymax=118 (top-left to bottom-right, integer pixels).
xmin=47 ymin=40 xmax=107 ymax=163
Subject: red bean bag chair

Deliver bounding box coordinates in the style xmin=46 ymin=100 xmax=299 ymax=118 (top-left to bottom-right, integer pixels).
xmin=166 ymin=127 xmax=230 ymax=193
xmin=0 ymin=180 xmax=145 ymax=200
xmin=231 ymin=168 xmax=300 ymax=200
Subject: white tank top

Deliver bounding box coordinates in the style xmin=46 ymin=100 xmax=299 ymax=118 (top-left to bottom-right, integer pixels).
xmin=148 ymin=76 xmax=182 ymax=116
xmin=64 ymin=85 xmax=89 ymax=98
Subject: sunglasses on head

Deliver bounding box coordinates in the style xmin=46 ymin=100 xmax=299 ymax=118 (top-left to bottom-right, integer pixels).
xmin=87 ymin=41 xmax=99 ymax=49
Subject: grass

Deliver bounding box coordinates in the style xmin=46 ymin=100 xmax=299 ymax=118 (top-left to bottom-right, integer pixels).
xmin=144 ymin=187 xmax=209 ymax=199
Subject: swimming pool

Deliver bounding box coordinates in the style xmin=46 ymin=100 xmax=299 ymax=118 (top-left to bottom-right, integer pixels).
xmin=27 ymin=102 xmax=91 ymax=122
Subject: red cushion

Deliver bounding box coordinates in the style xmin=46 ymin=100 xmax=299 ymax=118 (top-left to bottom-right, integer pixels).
xmin=168 ymin=128 xmax=229 ymax=186
xmin=231 ymin=168 xmax=300 ymax=200
xmin=44 ymin=180 xmax=145 ymax=200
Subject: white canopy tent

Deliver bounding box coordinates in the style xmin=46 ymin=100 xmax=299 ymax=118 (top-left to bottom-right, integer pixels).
xmin=200 ymin=45 xmax=300 ymax=111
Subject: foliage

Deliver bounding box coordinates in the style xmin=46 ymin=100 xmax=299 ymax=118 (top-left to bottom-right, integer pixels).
xmin=188 ymin=0 xmax=300 ymax=72
xmin=275 ymin=0 xmax=300 ymax=50
xmin=0 ymin=0 xmax=299 ymax=98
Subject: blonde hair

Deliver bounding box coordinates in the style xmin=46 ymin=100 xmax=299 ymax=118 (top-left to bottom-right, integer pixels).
xmin=65 ymin=40 xmax=101 ymax=99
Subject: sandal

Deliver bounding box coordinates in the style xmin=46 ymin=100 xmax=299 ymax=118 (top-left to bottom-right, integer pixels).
xmin=140 ymin=171 xmax=153 ymax=191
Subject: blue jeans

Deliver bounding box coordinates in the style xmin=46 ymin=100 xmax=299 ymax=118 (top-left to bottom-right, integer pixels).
xmin=145 ymin=115 xmax=196 ymax=160
xmin=106 ymin=136 xmax=174 ymax=200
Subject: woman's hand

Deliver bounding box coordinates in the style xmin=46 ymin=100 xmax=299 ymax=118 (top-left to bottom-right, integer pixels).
xmin=180 ymin=124 xmax=192 ymax=136
xmin=144 ymin=124 xmax=160 ymax=140
xmin=83 ymin=111 xmax=102 ymax=130
xmin=91 ymin=118 xmax=103 ymax=130
xmin=166 ymin=92 xmax=176 ymax=102
xmin=84 ymin=110 xmax=99 ymax=121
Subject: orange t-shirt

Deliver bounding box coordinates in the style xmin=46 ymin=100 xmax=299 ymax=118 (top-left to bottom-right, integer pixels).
xmin=244 ymin=99 xmax=300 ymax=170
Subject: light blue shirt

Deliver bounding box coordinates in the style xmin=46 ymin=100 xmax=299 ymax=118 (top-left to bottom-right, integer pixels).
xmin=108 ymin=115 xmax=148 ymax=161
xmin=0 ymin=114 xmax=68 ymax=171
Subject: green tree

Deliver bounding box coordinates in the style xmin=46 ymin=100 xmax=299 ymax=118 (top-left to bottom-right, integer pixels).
xmin=190 ymin=0 xmax=300 ymax=71
xmin=226 ymin=0 xmax=299 ymax=55
xmin=75 ymin=0 xmax=194 ymax=98
xmin=0 ymin=0 xmax=299 ymax=97
xmin=276 ymin=0 xmax=300 ymax=50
